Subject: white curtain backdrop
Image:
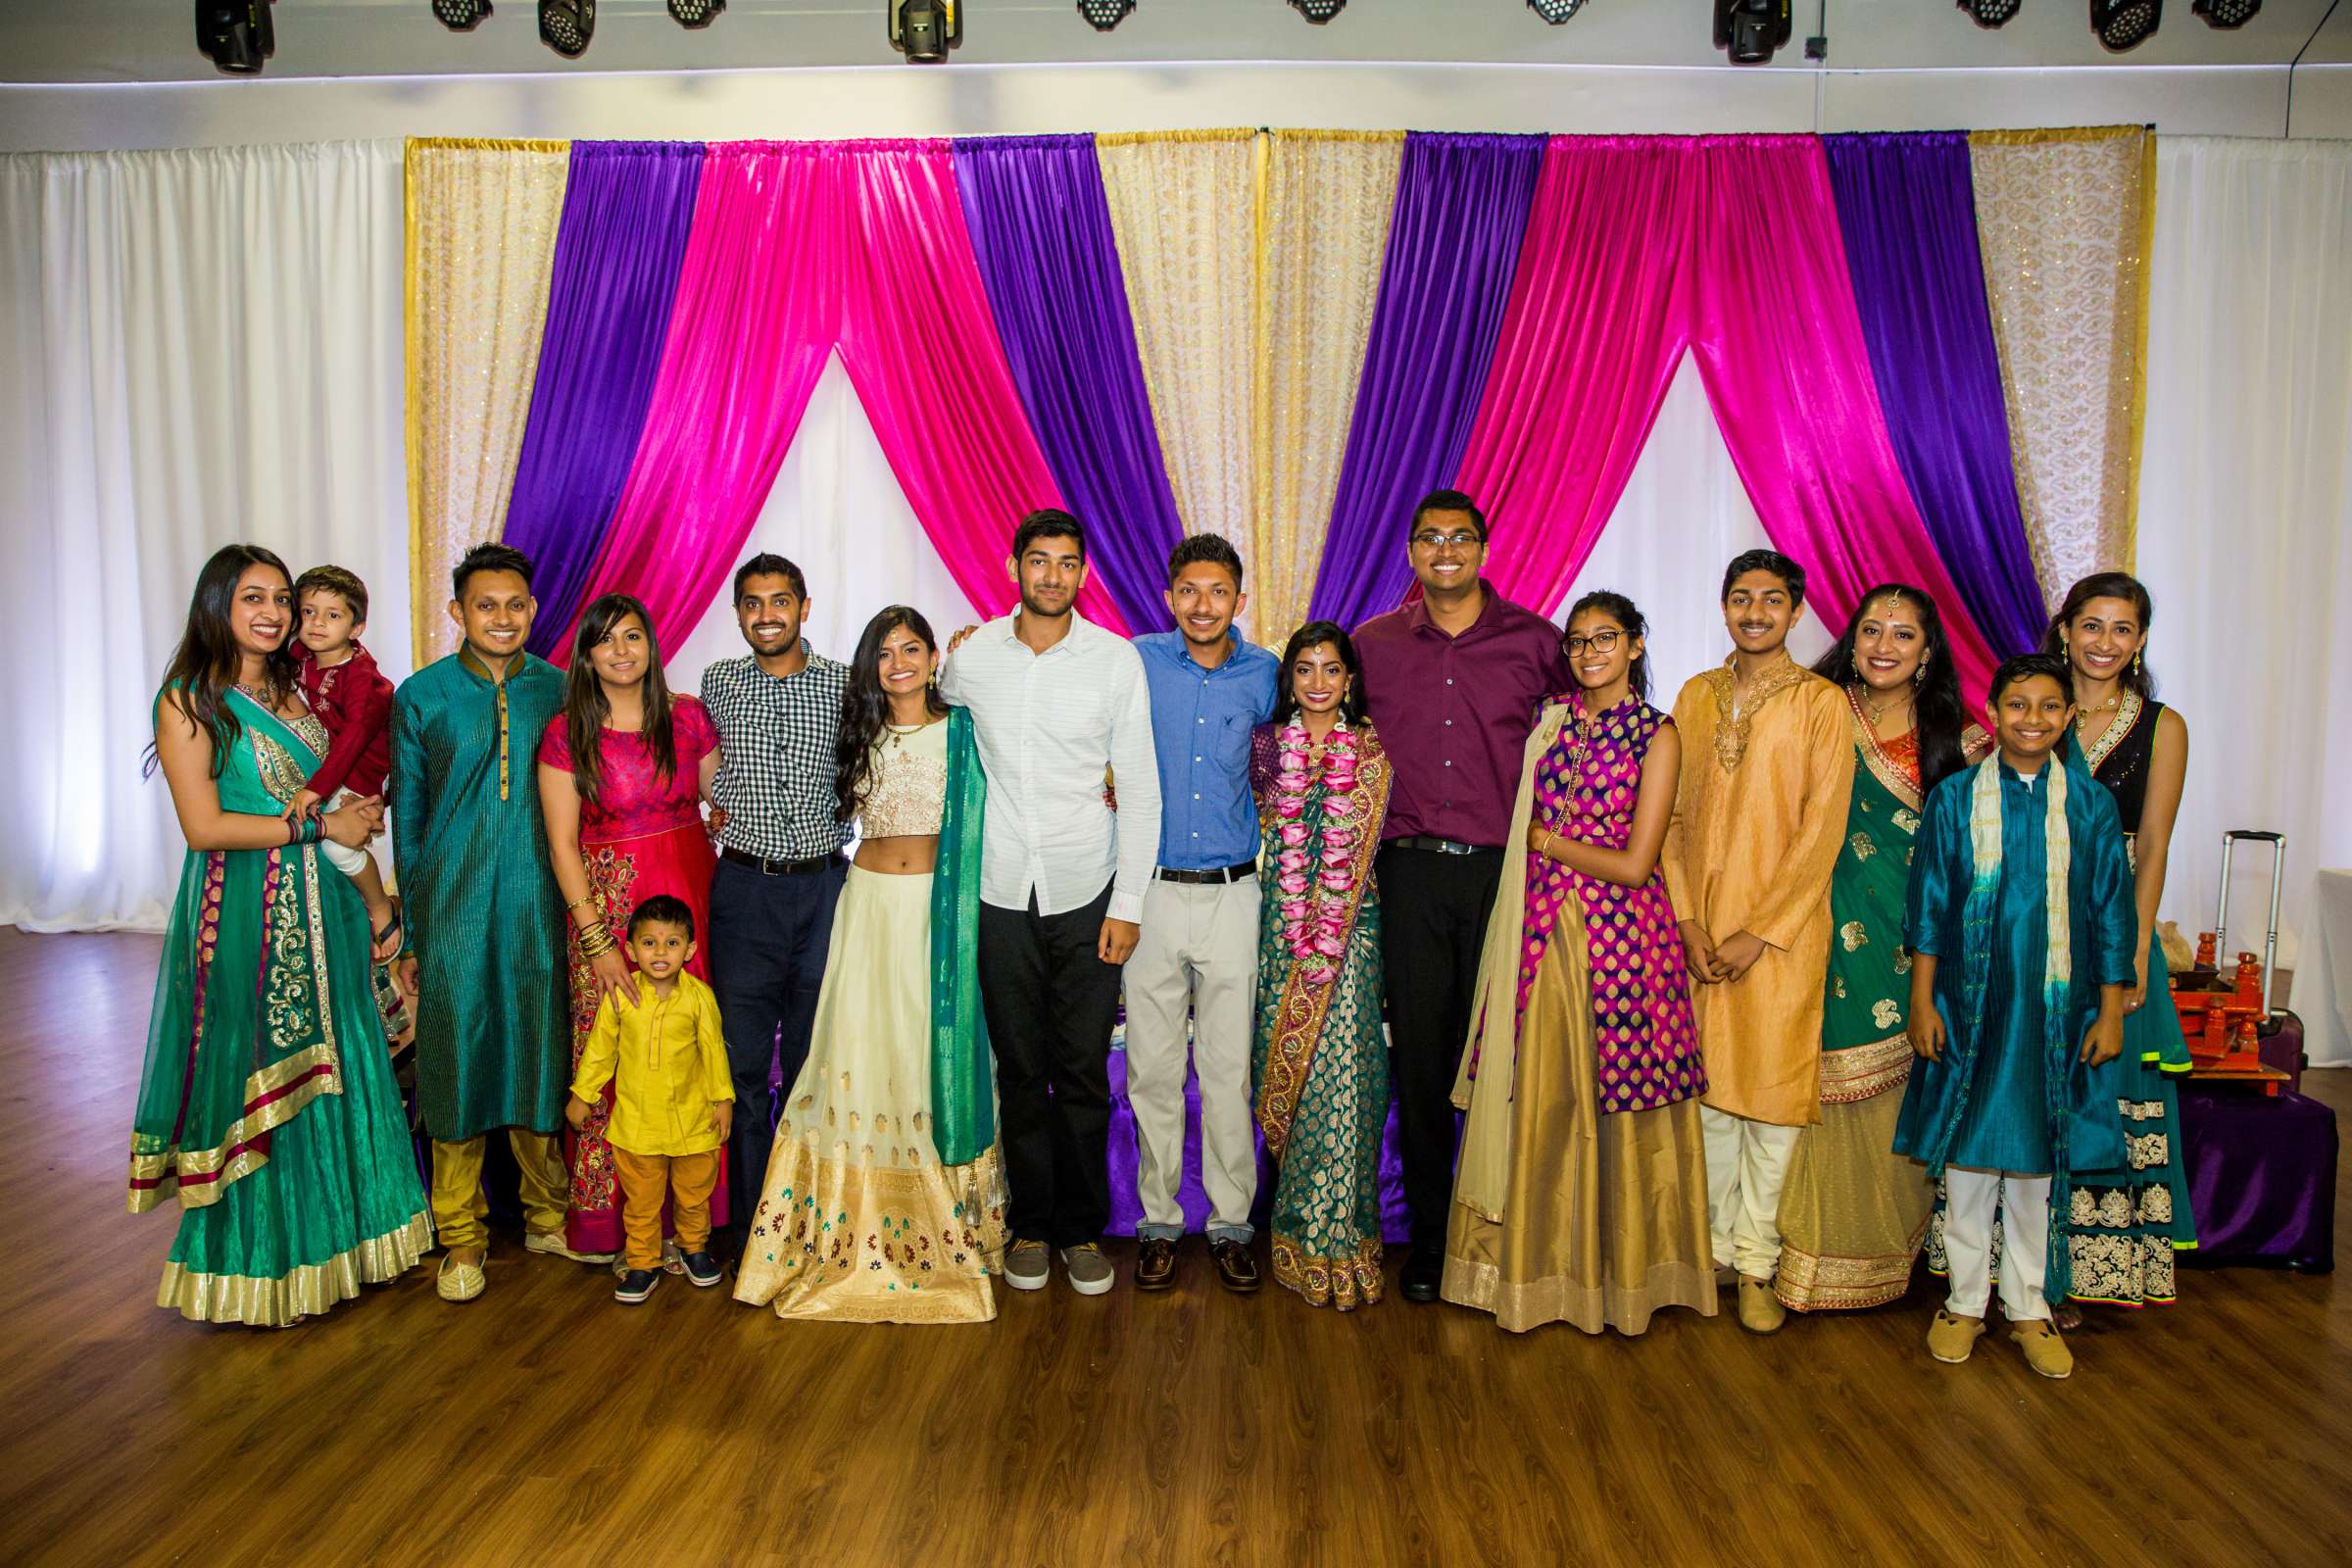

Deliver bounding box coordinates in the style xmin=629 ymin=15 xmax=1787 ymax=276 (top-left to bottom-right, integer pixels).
xmin=0 ymin=142 xmax=408 ymax=932
xmin=2138 ymin=137 xmax=2352 ymax=1065
xmin=4 ymin=134 xmax=2346 ymax=1067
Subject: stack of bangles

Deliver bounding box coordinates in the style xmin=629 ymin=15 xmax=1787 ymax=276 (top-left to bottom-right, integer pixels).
xmin=570 ymin=896 xmax=615 ymax=958
xmin=285 ymin=812 xmax=322 ymax=846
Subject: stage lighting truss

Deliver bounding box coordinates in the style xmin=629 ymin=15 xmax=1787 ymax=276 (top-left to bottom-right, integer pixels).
xmin=539 ymin=0 xmax=593 ymax=57
xmin=2192 ymin=0 xmax=2258 ymax=24
xmin=888 ymin=0 xmax=963 ymax=62
xmin=196 ymin=0 xmax=276 ymax=74
xmin=1528 ymin=0 xmax=1586 ymax=22
xmin=431 ymin=0 xmax=492 ymax=29
xmin=669 ymin=0 xmax=724 ymax=24
xmin=1289 ymin=0 xmax=1347 ymax=24
xmin=2090 ymin=0 xmax=2160 ymax=50
xmin=1958 ymin=0 xmax=2022 ymax=25
xmin=1078 ymin=0 xmax=1135 ymax=28
xmin=1713 ymin=0 xmax=1792 ymax=64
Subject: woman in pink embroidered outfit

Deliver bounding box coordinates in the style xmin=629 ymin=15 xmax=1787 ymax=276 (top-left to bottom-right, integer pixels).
xmin=1446 ymin=591 xmax=1715 ymax=1335
xmin=538 ymin=593 xmax=727 ymax=1262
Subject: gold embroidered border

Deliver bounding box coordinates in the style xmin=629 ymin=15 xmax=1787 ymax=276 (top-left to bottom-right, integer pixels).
xmin=1819 ymin=1032 xmax=1916 ymax=1105
xmin=2080 ymin=689 xmax=2143 ymax=773
xmin=1701 ymin=652 xmax=1809 ymax=772
xmin=1773 ymin=1211 xmax=1929 ymax=1312
xmin=1844 ymin=687 xmax=1923 ymax=809
xmin=1270 ymin=1234 xmax=1383 ymax=1311
xmin=128 ymin=1043 xmax=341 ymax=1212
xmin=157 ymin=1210 xmax=432 ymax=1328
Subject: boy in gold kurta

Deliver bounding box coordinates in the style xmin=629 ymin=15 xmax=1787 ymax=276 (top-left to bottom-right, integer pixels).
xmin=1661 ymin=551 xmax=1850 ymax=1335
xmin=568 ymin=895 xmax=735 ymax=1305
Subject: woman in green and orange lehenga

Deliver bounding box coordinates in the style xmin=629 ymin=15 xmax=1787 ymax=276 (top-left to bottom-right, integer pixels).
xmin=132 ymin=545 xmax=431 ymax=1327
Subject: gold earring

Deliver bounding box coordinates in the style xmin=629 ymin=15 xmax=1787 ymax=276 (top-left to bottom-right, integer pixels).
xmin=1850 ymin=653 xmax=1863 ymax=679
xmin=1915 ymin=653 xmax=1929 ymax=686
xmin=2132 ymin=650 xmax=2142 ymax=678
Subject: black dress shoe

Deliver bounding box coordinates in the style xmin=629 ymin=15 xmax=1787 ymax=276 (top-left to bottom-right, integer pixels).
xmin=1135 ymin=1236 xmax=1178 ymax=1292
xmin=1400 ymin=1248 xmax=1444 ymax=1302
xmin=1208 ymin=1239 xmax=1261 ymax=1294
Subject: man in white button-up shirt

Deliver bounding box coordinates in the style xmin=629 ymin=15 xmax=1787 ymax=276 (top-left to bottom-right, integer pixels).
xmin=938 ymin=510 xmax=1161 ymax=1298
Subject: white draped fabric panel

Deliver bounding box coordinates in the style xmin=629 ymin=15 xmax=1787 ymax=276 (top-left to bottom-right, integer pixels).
xmin=2138 ymin=137 xmax=2352 ymax=1065
xmin=0 ymin=142 xmax=408 ymax=931
xmin=3 ymin=134 xmax=2348 ymax=1070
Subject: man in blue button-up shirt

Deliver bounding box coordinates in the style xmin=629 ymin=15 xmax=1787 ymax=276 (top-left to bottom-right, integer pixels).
xmin=1126 ymin=534 xmax=1279 ymax=1295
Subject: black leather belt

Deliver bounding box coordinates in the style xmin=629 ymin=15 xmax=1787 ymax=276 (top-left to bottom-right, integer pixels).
xmin=1388 ymin=835 xmax=1497 ymax=857
xmin=1155 ymin=860 xmax=1257 ymax=885
xmin=721 ymin=847 xmax=846 ymax=877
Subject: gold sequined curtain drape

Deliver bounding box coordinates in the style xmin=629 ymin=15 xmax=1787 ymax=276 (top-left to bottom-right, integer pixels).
xmin=1095 ymin=129 xmax=1401 ymax=649
xmin=404 ymin=137 xmax=570 ymax=666
xmin=1969 ymin=126 xmax=2155 ymax=602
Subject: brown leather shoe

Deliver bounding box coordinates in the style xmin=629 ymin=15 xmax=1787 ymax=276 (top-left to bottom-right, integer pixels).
xmin=1209 ymin=1239 xmax=1261 ymax=1294
xmin=1135 ymin=1236 xmax=1178 ymax=1292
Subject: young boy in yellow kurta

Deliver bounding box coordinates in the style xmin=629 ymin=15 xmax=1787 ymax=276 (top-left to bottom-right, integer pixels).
xmin=567 ymin=895 xmax=735 ymax=1304
xmin=1660 ymin=551 xmax=1850 ymax=1336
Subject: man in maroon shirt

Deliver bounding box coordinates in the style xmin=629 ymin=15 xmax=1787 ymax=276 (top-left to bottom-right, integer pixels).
xmin=1352 ymin=489 xmax=1570 ymax=1300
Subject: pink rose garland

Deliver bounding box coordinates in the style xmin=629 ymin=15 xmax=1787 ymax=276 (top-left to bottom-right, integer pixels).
xmin=1274 ymin=720 xmax=1360 ymax=987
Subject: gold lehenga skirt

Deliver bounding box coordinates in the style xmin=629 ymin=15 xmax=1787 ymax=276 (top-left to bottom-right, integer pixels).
xmin=732 ymin=865 xmax=1006 ymax=1324
xmin=1773 ymin=1036 xmax=1932 ymax=1312
xmin=1443 ymin=937 xmax=1716 ymax=1336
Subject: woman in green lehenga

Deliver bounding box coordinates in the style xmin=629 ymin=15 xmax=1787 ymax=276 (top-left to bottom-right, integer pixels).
xmin=1250 ymin=622 xmax=1394 ymax=1311
xmin=133 ymin=545 xmax=431 ymax=1327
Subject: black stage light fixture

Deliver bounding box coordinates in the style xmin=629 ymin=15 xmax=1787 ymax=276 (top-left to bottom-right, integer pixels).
xmin=2192 ymin=0 xmax=2258 ymax=25
xmin=1529 ymin=0 xmax=1586 ymax=21
xmin=432 ymin=0 xmax=493 ymax=30
xmin=2090 ymin=0 xmax=2160 ymax=49
xmin=889 ymin=0 xmax=963 ymax=61
xmin=668 ymin=0 xmax=724 ymax=24
xmin=1078 ymin=0 xmax=1135 ymax=28
xmin=1289 ymin=0 xmax=1348 ymax=23
xmin=1959 ymin=0 xmax=2023 ymax=25
xmin=196 ymin=1 xmax=275 ymax=74
xmin=540 ymin=0 xmax=594 ymax=58
xmin=1713 ymin=0 xmax=1792 ymax=64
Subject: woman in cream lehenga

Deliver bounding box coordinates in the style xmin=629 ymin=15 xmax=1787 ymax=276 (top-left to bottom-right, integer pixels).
xmin=733 ymin=607 xmax=1005 ymax=1322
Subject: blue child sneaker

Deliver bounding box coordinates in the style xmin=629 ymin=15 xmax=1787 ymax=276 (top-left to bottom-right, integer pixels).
xmin=681 ymin=1250 xmax=723 ymax=1288
xmin=613 ymin=1268 xmax=661 ymax=1304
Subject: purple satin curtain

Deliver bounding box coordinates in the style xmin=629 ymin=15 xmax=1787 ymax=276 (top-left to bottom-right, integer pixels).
xmin=951 ymin=134 xmax=1185 ymax=633
xmin=1306 ymin=132 xmax=1546 ymax=630
xmin=502 ymin=141 xmax=706 ymax=658
xmin=1824 ymin=132 xmax=2047 ymax=657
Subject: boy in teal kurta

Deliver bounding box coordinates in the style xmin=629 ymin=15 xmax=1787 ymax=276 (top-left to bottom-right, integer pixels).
xmin=389 ymin=543 xmax=579 ymax=1302
xmin=1895 ymin=654 xmax=2136 ymax=1380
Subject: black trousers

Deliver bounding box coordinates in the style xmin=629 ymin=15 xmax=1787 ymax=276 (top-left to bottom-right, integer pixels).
xmin=706 ymin=854 xmax=847 ymax=1250
xmin=1375 ymin=844 xmax=1505 ymax=1253
xmin=979 ymin=883 xmax=1122 ymax=1247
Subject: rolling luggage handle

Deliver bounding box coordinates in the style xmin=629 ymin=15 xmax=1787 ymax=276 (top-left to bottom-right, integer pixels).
xmin=2213 ymin=830 xmax=2283 ymax=1025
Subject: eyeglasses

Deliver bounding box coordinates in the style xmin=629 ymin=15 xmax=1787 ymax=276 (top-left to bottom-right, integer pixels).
xmin=1564 ymin=630 xmax=1622 ymax=657
xmin=1410 ymin=529 xmax=1484 ymax=550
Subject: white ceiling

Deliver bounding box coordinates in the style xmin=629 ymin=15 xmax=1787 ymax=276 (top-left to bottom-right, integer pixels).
xmin=4 ymin=0 xmax=2347 ymax=85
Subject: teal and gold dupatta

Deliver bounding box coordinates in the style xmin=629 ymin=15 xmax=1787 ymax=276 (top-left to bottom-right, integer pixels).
xmin=928 ymin=707 xmax=996 ymax=1167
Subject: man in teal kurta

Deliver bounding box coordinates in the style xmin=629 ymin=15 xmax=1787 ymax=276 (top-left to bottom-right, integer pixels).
xmin=1894 ymin=654 xmax=2136 ymax=1378
xmin=388 ymin=542 xmax=577 ymax=1302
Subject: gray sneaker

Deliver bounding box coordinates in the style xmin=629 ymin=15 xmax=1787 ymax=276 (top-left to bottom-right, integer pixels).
xmin=1060 ymin=1243 xmax=1114 ymax=1297
xmin=1004 ymin=1238 xmax=1051 ymax=1292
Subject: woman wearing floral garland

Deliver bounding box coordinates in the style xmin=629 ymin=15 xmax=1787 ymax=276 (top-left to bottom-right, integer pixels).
xmin=1444 ymin=591 xmax=1714 ymax=1336
xmin=1249 ymin=621 xmax=1395 ymax=1311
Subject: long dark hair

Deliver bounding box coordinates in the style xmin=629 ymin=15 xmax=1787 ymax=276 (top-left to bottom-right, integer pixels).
xmin=1561 ymin=588 xmax=1652 ymax=703
xmin=1812 ymin=582 xmax=1970 ymax=795
xmin=562 ymin=594 xmax=677 ymax=808
xmin=2041 ymin=570 xmax=2157 ymax=699
xmin=147 ymin=543 xmax=299 ymax=779
xmin=835 ymin=606 xmax=947 ymax=825
xmin=1270 ymin=619 xmax=1370 ymax=727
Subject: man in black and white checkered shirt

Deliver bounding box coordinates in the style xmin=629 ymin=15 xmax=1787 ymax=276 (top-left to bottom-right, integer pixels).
xmin=699 ymin=553 xmax=851 ymax=1264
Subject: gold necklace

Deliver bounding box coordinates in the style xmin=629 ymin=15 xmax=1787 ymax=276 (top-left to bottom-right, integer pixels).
xmin=1858 ymin=686 xmax=1913 ymax=728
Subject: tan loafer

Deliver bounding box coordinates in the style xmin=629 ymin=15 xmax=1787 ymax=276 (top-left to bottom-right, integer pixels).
xmin=435 ymin=1251 xmax=486 ymax=1303
xmin=1736 ymin=1275 xmax=1786 ymax=1335
xmin=1927 ymin=1309 xmax=1985 ymax=1364
xmin=524 ymin=1230 xmax=615 ymax=1266
xmin=2010 ymin=1319 xmax=2075 ymax=1379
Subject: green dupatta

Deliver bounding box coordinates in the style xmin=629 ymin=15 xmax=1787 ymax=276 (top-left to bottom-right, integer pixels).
xmin=928 ymin=707 xmax=996 ymax=1166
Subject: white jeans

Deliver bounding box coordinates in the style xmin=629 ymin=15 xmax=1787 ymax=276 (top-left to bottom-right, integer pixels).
xmin=1123 ymin=875 xmax=1261 ymax=1243
xmin=1942 ymin=1168 xmax=2052 ymax=1322
xmin=1701 ymin=1104 xmax=1801 ymax=1279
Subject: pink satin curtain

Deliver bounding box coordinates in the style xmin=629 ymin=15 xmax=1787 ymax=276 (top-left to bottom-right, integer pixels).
xmin=560 ymin=140 xmax=1105 ymax=664
xmin=1460 ymin=135 xmax=1998 ymax=700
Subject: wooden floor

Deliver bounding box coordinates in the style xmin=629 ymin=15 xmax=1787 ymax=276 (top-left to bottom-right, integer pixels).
xmin=3 ymin=926 xmax=2347 ymax=1568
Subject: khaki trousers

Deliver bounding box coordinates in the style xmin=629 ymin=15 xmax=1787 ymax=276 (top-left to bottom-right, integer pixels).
xmin=430 ymin=1128 xmax=567 ymax=1251
xmin=1123 ymin=875 xmax=1261 ymax=1243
